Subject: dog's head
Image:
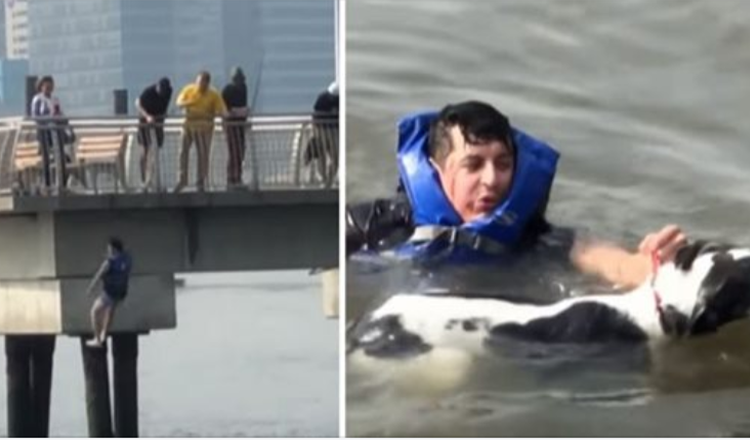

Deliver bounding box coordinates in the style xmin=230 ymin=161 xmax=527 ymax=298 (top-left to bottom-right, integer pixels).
xmin=655 ymin=240 xmax=750 ymax=336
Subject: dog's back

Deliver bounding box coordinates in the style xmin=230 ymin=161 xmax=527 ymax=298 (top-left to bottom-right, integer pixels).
xmin=349 ymin=241 xmax=750 ymax=362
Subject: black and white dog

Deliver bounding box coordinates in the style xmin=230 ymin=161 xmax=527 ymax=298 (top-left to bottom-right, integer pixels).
xmin=348 ymin=241 xmax=750 ymax=367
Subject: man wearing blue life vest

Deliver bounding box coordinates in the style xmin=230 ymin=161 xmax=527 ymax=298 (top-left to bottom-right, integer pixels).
xmin=85 ymin=237 xmax=133 ymax=348
xmin=346 ymin=101 xmax=686 ymax=289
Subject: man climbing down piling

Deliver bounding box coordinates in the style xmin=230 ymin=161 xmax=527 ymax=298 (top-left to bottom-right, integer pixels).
xmin=86 ymin=237 xmax=132 ymax=348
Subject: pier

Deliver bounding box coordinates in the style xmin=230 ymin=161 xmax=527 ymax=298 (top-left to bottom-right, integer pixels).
xmin=0 ymin=115 xmax=338 ymax=436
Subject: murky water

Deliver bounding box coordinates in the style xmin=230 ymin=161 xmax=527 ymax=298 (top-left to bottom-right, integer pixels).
xmin=0 ymin=271 xmax=339 ymax=437
xmin=346 ymin=0 xmax=750 ymax=436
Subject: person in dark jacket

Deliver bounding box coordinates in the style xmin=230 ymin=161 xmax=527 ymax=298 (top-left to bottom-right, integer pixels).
xmin=222 ymin=67 xmax=250 ymax=188
xmin=305 ymin=81 xmax=339 ymax=187
xmin=136 ymin=77 xmax=172 ymax=191
xmin=85 ymin=237 xmax=132 ymax=348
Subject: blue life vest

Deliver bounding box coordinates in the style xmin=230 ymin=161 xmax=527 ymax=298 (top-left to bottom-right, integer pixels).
xmin=394 ymin=110 xmax=559 ymax=264
xmin=103 ymin=252 xmax=132 ymax=299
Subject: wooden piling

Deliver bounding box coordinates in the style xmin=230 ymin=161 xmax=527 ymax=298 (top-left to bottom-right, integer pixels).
xmin=5 ymin=335 xmax=56 ymax=437
xmin=112 ymin=334 xmax=139 ymax=437
xmin=29 ymin=336 xmax=56 ymax=437
xmin=80 ymin=338 xmax=113 ymax=437
xmin=6 ymin=336 xmax=31 ymax=437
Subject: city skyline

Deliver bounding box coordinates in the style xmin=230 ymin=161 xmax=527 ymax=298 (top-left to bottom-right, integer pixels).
xmin=0 ymin=0 xmax=335 ymax=117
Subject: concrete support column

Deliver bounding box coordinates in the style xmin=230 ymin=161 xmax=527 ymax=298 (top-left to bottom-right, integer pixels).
xmin=81 ymin=339 xmax=113 ymax=437
xmin=6 ymin=336 xmax=31 ymax=437
xmin=6 ymin=335 xmax=56 ymax=437
xmin=112 ymin=334 xmax=139 ymax=437
xmin=29 ymin=336 xmax=56 ymax=437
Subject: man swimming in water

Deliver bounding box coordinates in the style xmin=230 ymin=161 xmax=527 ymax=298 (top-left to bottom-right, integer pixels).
xmin=346 ymin=100 xmax=686 ymax=287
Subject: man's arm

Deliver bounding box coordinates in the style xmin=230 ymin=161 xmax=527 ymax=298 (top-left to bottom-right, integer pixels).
xmin=161 ymin=90 xmax=173 ymax=116
xmin=175 ymin=86 xmax=195 ymax=108
xmin=30 ymin=95 xmax=43 ymax=118
xmin=236 ymin=84 xmax=250 ymax=117
xmin=86 ymin=260 xmax=110 ymax=296
xmin=214 ymin=92 xmax=229 ymax=117
xmin=571 ymin=225 xmax=687 ymax=289
xmin=135 ymin=97 xmax=152 ymax=121
xmin=346 ymin=195 xmax=413 ymax=257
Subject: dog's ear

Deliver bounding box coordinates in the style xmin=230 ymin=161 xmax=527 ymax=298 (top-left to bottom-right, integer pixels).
xmin=700 ymin=252 xmax=735 ymax=298
xmin=689 ymin=252 xmax=744 ymax=335
xmin=674 ymin=241 xmax=708 ymax=271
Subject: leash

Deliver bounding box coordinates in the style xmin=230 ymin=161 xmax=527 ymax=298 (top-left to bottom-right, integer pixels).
xmin=650 ymin=251 xmax=665 ymax=319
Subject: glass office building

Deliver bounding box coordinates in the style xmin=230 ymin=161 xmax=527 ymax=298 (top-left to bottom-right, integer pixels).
xmin=252 ymin=0 xmax=336 ymax=113
xmin=5 ymin=0 xmax=25 ymax=59
xmin=0 ymin=58 xmax=27 ymax=116
xmin=27 ymin=0 xmax=334 ymax=116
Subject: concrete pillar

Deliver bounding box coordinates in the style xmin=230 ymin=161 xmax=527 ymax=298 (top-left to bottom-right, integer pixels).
xmin=6 ymin=336 xmax=31 ymax=437
xmin=112 ymin=334 xmax=138 ymax=437
xmin=81 ymin=339 xmax=113 ymax=437
xmin=29 ymin=336 xmax=56 ymax=437
xmin=321 ymin=268 xmax=339 ymax=319
xmin=5 ymin=335 xmax=56 ymax=437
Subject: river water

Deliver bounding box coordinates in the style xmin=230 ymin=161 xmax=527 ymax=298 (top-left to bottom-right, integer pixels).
xmin=346 ymin=0 xmax=750 ymax=436
xmin=0 ymin=272 xmax=339 ymax=437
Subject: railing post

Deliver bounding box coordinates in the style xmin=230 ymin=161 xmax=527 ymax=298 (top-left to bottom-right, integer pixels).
xmin=154 ymin=135 xmax=162 ymax=192
xmin=248 ymin=124 xmax=259 ymax=191
xmin=293 ymin=124 xmax=303 ymax=187
xmin=54 ymin=127 xmax=64 ymax=193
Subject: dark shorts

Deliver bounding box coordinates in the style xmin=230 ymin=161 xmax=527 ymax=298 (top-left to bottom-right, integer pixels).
xmin=100 ymin=291 xmax=124 ymax=308
xmin=138 ymin=118 xmax=165 ymax=149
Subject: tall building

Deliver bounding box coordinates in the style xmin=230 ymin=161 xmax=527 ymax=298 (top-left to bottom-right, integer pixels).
xmin=26 ymin=0 xmax=334 ymax=117
xmin=5 ymin=0 xmax=27 ymax=59
xmin=0 ymin=1 xmax=7 ymax=59
xmin=254 ymin=0 xmax=335 ymax=113
xmin=0 ymin=58 xmax=27 ymax=116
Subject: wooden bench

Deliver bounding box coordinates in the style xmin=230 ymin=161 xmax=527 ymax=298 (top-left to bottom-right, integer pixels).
xmin=13 ymin=141 xmax=43 ymax=192
xmin=76 ymin=133 xmax=128 ymax=193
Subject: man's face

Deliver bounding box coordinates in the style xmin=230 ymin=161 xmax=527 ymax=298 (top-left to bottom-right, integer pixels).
xmin=433 ymin=126 xmax=514 ymax=223
xmin=196 ymin=74 xmax=210 ymax=92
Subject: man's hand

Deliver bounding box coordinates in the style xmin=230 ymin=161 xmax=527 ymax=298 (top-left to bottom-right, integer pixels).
xmin=638 ymin=224 xmax=687 ymax=262
xmin=571 ymin=224 xmax=688 ymax=289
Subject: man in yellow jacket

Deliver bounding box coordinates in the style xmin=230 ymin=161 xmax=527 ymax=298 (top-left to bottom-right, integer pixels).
xmin=174 ymin=71 xmax=227 ymax=192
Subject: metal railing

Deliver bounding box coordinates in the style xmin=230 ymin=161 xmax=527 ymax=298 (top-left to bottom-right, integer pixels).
xmin=0 ymin=114 xmax=339 ymax=196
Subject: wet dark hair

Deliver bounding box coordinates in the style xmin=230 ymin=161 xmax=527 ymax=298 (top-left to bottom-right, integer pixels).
xmin=427 ymin=101 xmax=514 ymax=165
xmin=427 ymin=100 xmax=551 ymax=244
xmin=108 ymin=237 xmax=124 ymax=253
xmin=36 ymin=75 xmax=54 ymax=93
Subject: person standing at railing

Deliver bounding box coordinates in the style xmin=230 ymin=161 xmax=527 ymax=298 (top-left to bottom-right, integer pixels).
xmin=30 ymin=76 xmax=68 ymax=194
xmin=135 ymin=77 xmax=172 ymax=192
xmin=305 ymin=81 xmax=339 ymax=188
xmin=222 ymin=67 xmax=250 ymax=190
xmin=174 ymin=71 xmax=228 ymax=193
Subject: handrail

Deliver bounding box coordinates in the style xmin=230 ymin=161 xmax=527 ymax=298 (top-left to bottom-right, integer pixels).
xmin=0 ymin=114 xmax=339 ymax=196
